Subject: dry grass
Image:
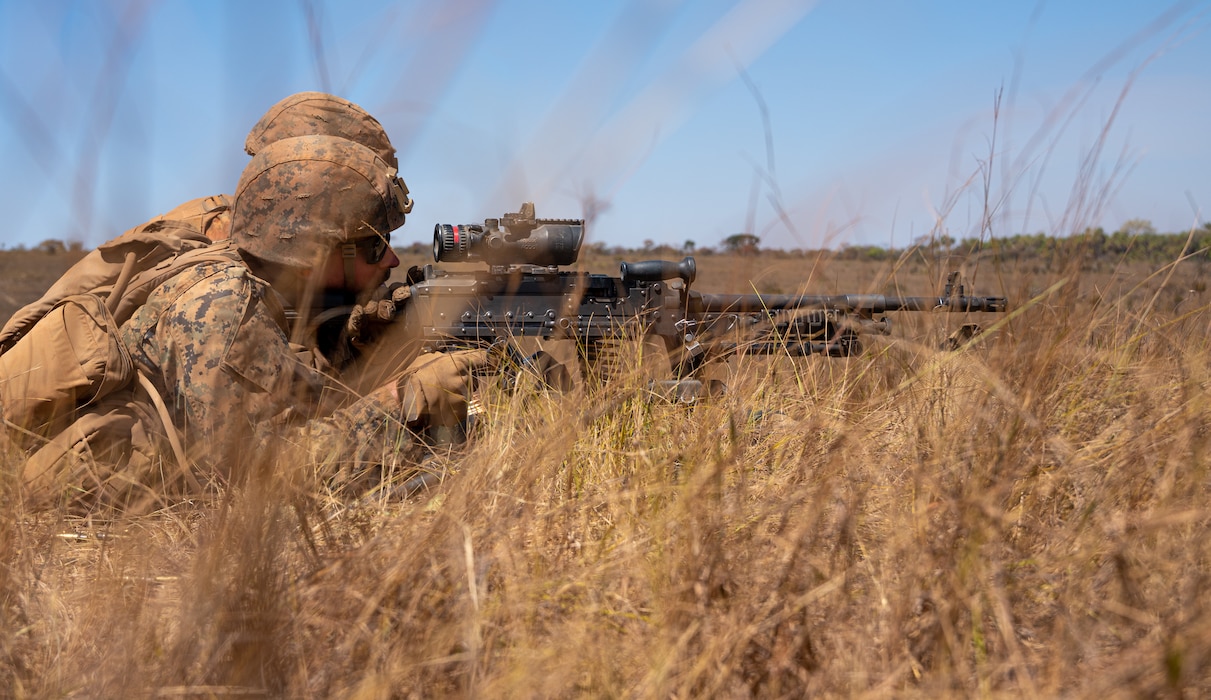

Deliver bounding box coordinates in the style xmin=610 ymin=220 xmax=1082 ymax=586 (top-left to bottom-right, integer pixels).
xmin=3 ymin=250 xmax=1211 ymax=698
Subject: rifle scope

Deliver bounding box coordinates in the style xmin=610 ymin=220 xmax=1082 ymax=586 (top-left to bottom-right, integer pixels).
xmin=433 ymin=205 xmax=585 ymax=267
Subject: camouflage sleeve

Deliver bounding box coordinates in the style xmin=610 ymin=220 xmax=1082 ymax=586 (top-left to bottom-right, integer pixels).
xmin=121 ymin=263 xmax=417 ymax=475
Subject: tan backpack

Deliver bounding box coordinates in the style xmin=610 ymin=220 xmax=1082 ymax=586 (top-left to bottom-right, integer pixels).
xmin=0 ymin=194 xmax=229 ymax=352
xmin=0 ymin=204 xmax=237 ymax=441
xmin=0 ymin=291 xmax=135 ymax=439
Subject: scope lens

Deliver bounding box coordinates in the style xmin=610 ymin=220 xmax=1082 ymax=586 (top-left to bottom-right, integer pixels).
xmin=433 ymin=223 xmax=463 ymax=262
xmin=432 ymin=224 xmax=444 ymax=261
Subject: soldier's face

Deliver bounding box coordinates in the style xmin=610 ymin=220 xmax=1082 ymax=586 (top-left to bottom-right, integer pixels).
xmin=319 ymin=240 xmax=400 ymax=294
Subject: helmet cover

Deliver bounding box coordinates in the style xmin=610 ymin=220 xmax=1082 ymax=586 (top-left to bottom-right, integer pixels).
xmin=244 ymin=91 xmax=398 ymax=171
xmin=231 ymin=135 xmax=408 ymax=269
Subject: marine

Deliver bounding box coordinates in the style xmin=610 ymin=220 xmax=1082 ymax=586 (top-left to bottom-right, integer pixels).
xmin=2 ymin=100 xmax=475 ymax=512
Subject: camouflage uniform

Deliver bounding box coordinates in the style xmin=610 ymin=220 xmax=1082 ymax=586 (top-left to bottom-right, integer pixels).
xmin=117 ymin=244 xmax=418 ymax=486
xmin=17 ymin=243 xmax=420 ymax=510
xmin=10 ymin=109 xmax=440 ymax=510
xmin=114 ymin=133 xmax=422 ymax=495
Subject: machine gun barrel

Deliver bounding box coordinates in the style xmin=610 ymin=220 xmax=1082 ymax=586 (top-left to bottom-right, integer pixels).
xmin=693 ymin=292 xmax=1007 ymax=314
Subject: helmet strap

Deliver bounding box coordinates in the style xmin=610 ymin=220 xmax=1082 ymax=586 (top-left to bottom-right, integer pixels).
xmin=341 ymin=242 xmax=358 ymax=293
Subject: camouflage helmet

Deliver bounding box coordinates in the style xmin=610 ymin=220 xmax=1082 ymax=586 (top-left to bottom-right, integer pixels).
xmin=231 ymin=135 xmax=409 ymax=269
xmin=244 ymin=91 xmax=399 ymax=170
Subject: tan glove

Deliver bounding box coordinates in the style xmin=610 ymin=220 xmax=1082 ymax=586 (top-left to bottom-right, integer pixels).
xmin=392 ymin=349 xmax=490 ymax=426
xmin=346 ymin=283 xmax=411 ymax=349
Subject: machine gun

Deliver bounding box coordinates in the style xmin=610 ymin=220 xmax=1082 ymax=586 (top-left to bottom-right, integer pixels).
xmin=388 ymin=203 xmax=1007 ymax=386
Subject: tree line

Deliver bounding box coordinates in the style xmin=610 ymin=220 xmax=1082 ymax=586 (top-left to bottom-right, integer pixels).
xmin=894 ymin=219 xmax=1211 ymax=265
xmin=727 ymin=219 xmax=1211 ymax=264
xmin=10 ymin=219 xmax=1211 ymax=265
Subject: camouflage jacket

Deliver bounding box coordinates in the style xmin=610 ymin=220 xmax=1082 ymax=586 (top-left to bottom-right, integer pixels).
xmin=117 ymin=244 xmax=417 ymax=483
xmin=10 ymin=242 xmax=417 ymax=511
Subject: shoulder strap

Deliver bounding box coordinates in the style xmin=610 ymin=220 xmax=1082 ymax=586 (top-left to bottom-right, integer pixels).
xmin=109 ymin=237 xmax=245 ymax=325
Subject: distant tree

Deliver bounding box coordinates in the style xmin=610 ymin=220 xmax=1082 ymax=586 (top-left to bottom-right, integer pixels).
xmin=683 ymin=239 xmax=696 ymax=254
xmin=722 ymin=233 xmax=760 ymax=255
xmin=37 ymin=239 xmax=66 ymax=254
xmin=1198 ymin=224 xmax=1211 ymax=260
xmin=1117 ymin=218 xmax=1156 ymax=237
xmin=1084 ymin=225 xmax=1106 ymax=244
xmin=642 ymin=239 xmax=654 ymax=253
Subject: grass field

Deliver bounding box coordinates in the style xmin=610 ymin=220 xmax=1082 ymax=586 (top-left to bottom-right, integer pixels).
xmin=2 ymin=246 xmax=1210 ymax=697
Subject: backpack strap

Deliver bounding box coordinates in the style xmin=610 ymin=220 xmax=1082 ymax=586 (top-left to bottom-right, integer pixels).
xmin=134 ymin=369 xmax=200 ymax=492
xmin=106 ymin=252 xmax=138 ymax=315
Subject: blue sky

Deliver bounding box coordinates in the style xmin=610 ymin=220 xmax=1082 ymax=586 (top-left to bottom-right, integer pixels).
xmin=0 ymin=0 xmax=1207 ymax=253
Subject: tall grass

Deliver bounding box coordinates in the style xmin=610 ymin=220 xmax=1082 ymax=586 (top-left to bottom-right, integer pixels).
xmin=3 ymin=250 xmax=1210 ymax=697
xmin=2 ymin=2 xmax=1205 ymax=693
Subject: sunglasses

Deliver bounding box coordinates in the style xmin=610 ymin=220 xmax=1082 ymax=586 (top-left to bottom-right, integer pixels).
xmin=357 ymin=232 xmax=392 ymax=264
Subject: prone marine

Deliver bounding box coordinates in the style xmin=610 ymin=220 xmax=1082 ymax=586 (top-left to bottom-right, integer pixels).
xmin=0 ymin=98 xmax=479 ymax=511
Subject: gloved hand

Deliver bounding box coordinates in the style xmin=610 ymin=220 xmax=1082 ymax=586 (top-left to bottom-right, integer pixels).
xmin=345 ymin=282 xmax=411 ymax=349
xmin=392 ymin=349 xmax=490 ymax=426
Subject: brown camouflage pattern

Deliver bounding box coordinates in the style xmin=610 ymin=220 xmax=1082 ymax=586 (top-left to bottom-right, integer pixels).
xmin=244 ymin=91 xmax=398 ymax=170
xmin=14 ymin=244 xmax=422 ymax=510
xmin=117 ymin=254 xmax=418 ymax=480
xmin=3 ymin=97 xmax=425 ymax=509
xmin=231 ymin=135 xmax=405 ymax=269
